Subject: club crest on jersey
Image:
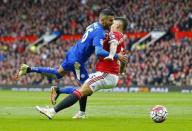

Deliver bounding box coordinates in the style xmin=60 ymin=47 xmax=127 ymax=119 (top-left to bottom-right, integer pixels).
xmin=81 ymin=74 xmax=85 ymax=79
xmin=109 ymin=33 xmax=115 ymax=40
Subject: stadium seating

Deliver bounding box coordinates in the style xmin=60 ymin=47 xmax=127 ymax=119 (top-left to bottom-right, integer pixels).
xmin=0 ymin=0 xmax=192 ymax=86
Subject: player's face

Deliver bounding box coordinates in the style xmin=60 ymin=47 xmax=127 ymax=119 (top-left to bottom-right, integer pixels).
xmin=102 ymin=16 xmax=114 ymax=29
xmin=110 ymin=20 xmax=120 ymax=32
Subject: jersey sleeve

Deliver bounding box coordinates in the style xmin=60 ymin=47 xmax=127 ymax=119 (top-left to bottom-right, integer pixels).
xmin=108 ymin=32 xmax=121 ymax=45
xmin=93 ymin=29 xmax=105 ymax=47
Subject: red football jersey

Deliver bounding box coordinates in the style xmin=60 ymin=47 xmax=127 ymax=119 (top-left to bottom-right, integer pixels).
xmin=96 ymin=31 xmax=125 ymax=75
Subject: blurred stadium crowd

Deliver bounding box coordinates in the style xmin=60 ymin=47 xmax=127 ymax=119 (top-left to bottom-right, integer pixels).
xmin=0 ymin=0 xmax=192 ymax=87
xmin=0 ymin=0 xmax=192 ymax=35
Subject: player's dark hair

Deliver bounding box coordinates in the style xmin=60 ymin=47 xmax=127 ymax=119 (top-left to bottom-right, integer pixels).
xmin=115 ymin=17 xmax=128 ymax=32
xmin=99 ymin=8 xmax=115 ymax=17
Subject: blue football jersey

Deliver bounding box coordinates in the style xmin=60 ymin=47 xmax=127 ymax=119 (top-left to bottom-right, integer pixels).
xmin=67 ymin=22 xmax=106 ymax=64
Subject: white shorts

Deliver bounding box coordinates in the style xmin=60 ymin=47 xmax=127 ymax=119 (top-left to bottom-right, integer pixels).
xmin=85 ymin=71 xmax=119 ymax=92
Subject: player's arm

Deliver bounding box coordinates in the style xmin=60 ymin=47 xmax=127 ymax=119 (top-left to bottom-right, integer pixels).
xmin=104 ymin=32 xmax=119 ymax=61
xmin=95 ymin=46 xmax=128 ymax=63
xmin=120 ymin=52 xmax=128 ymax=74
xmin=93 ymin=30 xmax=119 ymax=59
xmin=95 ymin=46 xmax=119 ymax=59
xmin=104 ymin=39 xmax=118 ymax=60
xmin=94 ymin=30 xmax=127 ymax=63
xmin=120 ymin=61 xmax=126 ymax=74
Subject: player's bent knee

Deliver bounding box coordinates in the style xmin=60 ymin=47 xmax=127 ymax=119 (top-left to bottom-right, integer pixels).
xmin=78 ymin=83 xmax=93 ymax=97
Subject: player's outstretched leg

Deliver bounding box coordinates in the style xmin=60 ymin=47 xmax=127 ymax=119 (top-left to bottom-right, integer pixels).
xmin=16 ymin=64 xmax=63 ymax=80
xmin=37 ymin=90 xmax=82 ymax=119
xmin=36 ymin=84 xmax=91 ymax=119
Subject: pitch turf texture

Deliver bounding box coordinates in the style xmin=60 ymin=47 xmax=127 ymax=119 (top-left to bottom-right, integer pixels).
xmin=0 ymin=91 xmax=191 ymax=131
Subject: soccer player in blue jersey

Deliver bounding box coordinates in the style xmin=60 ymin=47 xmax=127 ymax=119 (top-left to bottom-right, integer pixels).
xmin=16 ymin=8 xmax=127 ymax=118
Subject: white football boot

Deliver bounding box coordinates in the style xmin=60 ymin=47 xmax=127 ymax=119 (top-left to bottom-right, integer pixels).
xmin=35 ymin=106 xmax=55 ymax=119
xmin=72 ymin=111 xmax=87 ymax=119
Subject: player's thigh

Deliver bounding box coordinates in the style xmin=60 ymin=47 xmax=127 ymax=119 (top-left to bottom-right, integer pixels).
xmin=67 ymin=64 xmax=89 ymax=84
xmin=61 ymin=59 xmax=89 ymax=83
xmin=79 ymin=65 xmax=89 ymax=84
xmin=60 ymin=57 xmax=76 ymax=73
xmin=85 ymin=72 xmax=119 ymax=92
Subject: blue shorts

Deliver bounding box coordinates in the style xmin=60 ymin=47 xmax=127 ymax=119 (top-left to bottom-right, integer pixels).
xmin=60 ymin=53 xmax=89 ymax=84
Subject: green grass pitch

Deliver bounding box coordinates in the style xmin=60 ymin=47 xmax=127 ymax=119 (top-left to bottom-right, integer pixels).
xmin=0 ymin=91 xmax=192 ymax=131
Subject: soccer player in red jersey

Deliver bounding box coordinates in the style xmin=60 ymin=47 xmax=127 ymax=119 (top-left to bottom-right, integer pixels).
xmin=35 ymin=17 xmax=128 ymax=119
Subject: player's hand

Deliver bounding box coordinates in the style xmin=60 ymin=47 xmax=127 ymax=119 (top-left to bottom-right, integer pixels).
xmin=118 ymin=53 xmax=128 ymax=63
xmin=104 ymin=56 xmax=114 ymax=61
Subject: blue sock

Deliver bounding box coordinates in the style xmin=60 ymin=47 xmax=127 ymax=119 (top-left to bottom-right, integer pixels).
xmin=30 ymin=67 xmax=62 ymax=79
xmin=58 ymin=86 xmax=77 ymax=94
